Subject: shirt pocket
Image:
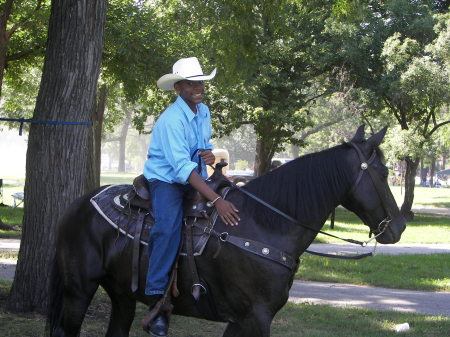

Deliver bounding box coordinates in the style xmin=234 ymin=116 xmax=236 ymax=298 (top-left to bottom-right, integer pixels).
xmin=186 ymin=127 xmax=198 ymax=150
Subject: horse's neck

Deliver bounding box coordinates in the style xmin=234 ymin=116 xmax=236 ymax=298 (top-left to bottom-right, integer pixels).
xmin=258 ymin=151 xmax=351 ymax=223
xmin=245 ymin=148 xmax=352 ymax=256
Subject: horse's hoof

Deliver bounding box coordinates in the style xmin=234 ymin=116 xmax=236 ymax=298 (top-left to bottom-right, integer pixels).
xmin=147 ymin=312 xmax=169 ymax=337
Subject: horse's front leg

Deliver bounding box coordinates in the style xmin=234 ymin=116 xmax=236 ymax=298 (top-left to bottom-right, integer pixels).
xmin=222 ymin=309 xmax=272 ymax=337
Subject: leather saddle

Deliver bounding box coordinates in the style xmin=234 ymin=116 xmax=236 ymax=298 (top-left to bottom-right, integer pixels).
xmin=128 ymin=162 xmax=231 ymax=218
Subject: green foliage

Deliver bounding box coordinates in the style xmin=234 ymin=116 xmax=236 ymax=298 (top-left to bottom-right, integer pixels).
xmin=193 ymin=1 xmax=340 ymax=172
xmin=234 ymin=160 xmax=249 ymax=170
xmin=384 ymin=125 xmax=426 ymax=161
xmin=3 ymin=0 xmax=49 ymax=83
xmin=102 ymin=0 xmax=168 ymax=102
xmin=0 ymin=0 xmax=49 ymax=129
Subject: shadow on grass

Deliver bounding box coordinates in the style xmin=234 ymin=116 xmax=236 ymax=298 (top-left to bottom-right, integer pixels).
xmin=418 ymin=201 xmax=450 ymax=209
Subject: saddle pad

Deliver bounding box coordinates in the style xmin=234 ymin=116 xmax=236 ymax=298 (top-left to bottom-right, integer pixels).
xmin=90 ymin=184 xmax=211 ymax=255
xmin=90 ymin=184 xmax=152 ymax=246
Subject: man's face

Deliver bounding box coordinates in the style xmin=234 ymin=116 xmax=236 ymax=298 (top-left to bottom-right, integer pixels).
xmin=174 ymin=80 xmax=205 ymax=112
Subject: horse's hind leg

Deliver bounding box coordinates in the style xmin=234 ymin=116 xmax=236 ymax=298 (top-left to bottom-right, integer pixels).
xmin=60 ymin=280 xmax=99 ymax=337
xmin=103 ymin=286 xmax=136 ymax=337
xmin=222 ymin=313 xmax=271 ymax=337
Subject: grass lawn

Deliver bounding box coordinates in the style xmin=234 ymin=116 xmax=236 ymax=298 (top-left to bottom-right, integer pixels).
xmin=296 ymin=253 xmax=450 ymax=292
xmin=316 ymin=208 xmax=450 ymax=244
xmin=392 ymin=185 xmax=450 ymax=209
xmin=0 ymin=283 xmax=449 ymax=337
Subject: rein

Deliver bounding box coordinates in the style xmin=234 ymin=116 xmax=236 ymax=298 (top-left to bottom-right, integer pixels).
xmin=215 ymin=141 xmax=392 ymax=260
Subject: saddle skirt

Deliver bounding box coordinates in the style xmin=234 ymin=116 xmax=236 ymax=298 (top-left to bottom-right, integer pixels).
xmin=90 ymin=184 xmax=153 ymax=246
xmin=89 ymin=183 xmax=227 ymax=256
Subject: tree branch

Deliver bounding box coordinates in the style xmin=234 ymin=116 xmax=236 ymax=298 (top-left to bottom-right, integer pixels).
xmin=217 ymin=113 xmax=252 ymax=126
xmin=5 ymin=0 xmax=46 ymax=38
xmin=299 ymin=116 xmax=347 ymax=141
xmin=425 ymin=120 xmax=450 ymax=139
xmin=6 ymin=44 xmax=44 ymax=61
xmin=0 ymin=0 xmax=14 ymax=26
xmin=304 ymin=90 xmax=332 ymax=106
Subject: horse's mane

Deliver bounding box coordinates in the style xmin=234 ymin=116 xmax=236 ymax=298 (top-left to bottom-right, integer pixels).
xmin=243 ymin=143 xmax=355 ymax=230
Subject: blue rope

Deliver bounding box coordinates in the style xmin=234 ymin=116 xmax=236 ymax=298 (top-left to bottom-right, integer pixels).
xmin=0 ymin=117 xmax=92 ymax=136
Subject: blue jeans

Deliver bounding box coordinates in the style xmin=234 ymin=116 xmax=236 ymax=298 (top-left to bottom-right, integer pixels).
xmin=145 ymin=180 xmax=192 ymax=295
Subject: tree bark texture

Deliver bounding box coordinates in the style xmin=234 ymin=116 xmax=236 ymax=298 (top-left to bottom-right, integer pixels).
xmin=254 ymin=138 xmax=275 ymax=177
xmin=400 ymin=157 xmax=420 ymax=221
xmin=430 ymin=155 xmax=436 ymax=187
xmin=88 ymin=84 xmax=107 ymax=190
xmin=7 ymin=0 xmax=107 ymax=313
xmin=0 ymin=0 xmax=14 ymax=97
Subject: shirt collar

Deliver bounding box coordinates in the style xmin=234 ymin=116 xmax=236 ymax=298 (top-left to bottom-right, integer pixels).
xmin=175 ymin=96 xmax=206 ymax=121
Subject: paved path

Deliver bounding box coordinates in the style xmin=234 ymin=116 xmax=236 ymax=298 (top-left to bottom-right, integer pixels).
xmin=307 ymin=243 xmax=450 ymax=256
xmin=289 ymin=280 xmax=450 ymax=317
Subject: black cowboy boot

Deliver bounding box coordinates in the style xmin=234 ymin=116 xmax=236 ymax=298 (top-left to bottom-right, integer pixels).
xmin=143 ymin=295 xmax=169 ymax=336
xmin=148 ymin=312 xmax=169 ymax=337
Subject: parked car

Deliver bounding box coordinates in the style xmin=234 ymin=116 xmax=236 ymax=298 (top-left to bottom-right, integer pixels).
xmin=225 ymin=169 xmax=256 ymax=186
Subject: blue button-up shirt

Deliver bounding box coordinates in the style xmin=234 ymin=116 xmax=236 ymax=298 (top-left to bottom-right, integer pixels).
xmin=143 ymin=96 xmax=213 ymax=184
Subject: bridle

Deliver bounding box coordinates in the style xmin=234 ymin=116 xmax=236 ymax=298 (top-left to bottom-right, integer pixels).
xmin=347 ymin=142 xmax=393 ymax=241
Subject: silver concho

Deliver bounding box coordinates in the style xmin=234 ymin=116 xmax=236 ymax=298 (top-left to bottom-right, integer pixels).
xmin=262 ymin=248 xmax=270 ymax=255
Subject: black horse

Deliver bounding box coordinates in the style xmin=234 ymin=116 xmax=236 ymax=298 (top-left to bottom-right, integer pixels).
xmin=47 ymin=126 xmax=405 ymax=337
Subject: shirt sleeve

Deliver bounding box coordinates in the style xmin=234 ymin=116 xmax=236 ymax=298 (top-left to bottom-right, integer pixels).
xmin=158 ymin=115 xmax=197 ymax=184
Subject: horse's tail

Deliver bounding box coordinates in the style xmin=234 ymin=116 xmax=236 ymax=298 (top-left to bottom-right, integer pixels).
xmin=45 ymin=257 xmax=64 ymax=337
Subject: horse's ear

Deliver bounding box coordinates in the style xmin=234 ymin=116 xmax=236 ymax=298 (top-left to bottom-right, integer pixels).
xmin=351 ymin=125 xmax=365 ymax=143
xmin=366 ymin=126 xmax=387 ymax=149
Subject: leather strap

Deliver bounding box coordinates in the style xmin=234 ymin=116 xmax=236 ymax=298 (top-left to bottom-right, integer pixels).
xmin=185 ymin=219 xmax=205 ymax=301
xmin=131 ymin=210 xmax=145 ymax=292
xmin=224 ymin=236 xmax=298 ymax=269
xmin=236 ymin=186 xmax=366 ymax=246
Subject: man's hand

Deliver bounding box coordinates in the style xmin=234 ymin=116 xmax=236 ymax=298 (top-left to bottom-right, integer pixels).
xmin=214 ymin=198 xmax=240 ymax=226
xmin=199 ymin=150 xmax=215 ymax=166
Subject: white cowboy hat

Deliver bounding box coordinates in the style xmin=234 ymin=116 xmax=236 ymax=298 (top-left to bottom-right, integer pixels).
xmin=157 ymin=57 xmax=217 ymax=90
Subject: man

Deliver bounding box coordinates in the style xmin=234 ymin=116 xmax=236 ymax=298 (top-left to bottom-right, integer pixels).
xmin=143 ymin=57 xmax=240 ymax=336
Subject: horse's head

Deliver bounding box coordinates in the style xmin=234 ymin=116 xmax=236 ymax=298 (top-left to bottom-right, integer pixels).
xmin=341 ymin=125 xmax=406 ymax=244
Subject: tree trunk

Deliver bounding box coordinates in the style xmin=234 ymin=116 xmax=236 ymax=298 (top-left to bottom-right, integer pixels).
xmin=400 ymin=157 xmax=420 ymax=221
xmin=254 ymin=138 xmax=275 ymax=177
xmin=291 ymin=144 xmax=299 ymax=159
xmin=118 ymin=108 xmax=132 ymax=173
xmin=7 ymin=0 xmax=107 ymax=314
xmin=429 ymin=155 xmax=436 ymax=187
xmin=88 ymin=84 xmax=107 ymax=189
xmin=0 ymin=0 xmax=14 ymax=97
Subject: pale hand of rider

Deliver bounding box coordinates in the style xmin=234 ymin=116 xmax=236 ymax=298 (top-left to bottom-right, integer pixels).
xmin=199 ymin=150 xmax=215 ymax=166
